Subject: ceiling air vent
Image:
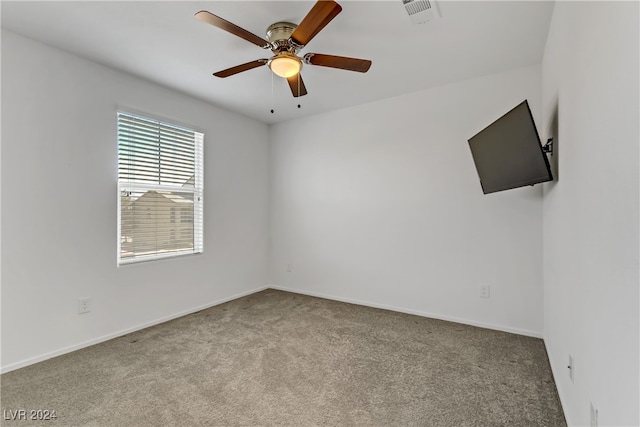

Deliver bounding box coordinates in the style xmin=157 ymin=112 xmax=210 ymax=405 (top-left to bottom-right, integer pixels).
xmin=402 ymin=0 xmax=440 ymax=25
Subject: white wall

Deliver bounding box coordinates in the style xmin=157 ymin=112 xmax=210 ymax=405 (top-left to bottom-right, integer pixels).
xmin=541 ymin=2 xmax=639 ymax=426
xmin=1 ymin=30 xmax=270 ymax=372
xmin=269 ymin=65 xmax=546 ymax=337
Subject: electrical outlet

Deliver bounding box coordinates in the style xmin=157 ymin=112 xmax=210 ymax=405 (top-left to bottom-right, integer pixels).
xmin=568 ymin=354 xmax=574 ymax=382
xmin=479 ymin=285 xmax=490 ymax=298
xmin=286 ymin=263 xmax=292 ymax=273
xmin=590 ymin=402 xmax=598 ymax=427
xmin=78 ymin=297 xmax=91 ymax=314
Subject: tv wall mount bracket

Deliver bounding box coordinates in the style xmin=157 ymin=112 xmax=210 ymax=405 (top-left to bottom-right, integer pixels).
xmin=542 ymin=138 xmax=553 ymax=155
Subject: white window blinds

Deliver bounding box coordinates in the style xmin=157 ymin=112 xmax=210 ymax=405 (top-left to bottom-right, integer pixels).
xmin=117 ymin=112 xmax=203 ymax=265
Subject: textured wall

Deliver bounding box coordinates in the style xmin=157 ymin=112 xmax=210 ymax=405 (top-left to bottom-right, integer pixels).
xmin=1 ymin=30 xmax=270 ymax=371
xmin=541 ymin=2 xmax=639 ymax=425
xmin=269 ymin=65 xmax=545 ymax=337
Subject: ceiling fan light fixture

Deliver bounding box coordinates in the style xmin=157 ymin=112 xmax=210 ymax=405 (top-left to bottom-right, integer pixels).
xmin=268 ymin=54 xmax=302 ymax=78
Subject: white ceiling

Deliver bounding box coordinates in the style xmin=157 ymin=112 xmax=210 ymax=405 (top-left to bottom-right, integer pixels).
xmin=1 ymin=1 xmax=554 ymax=124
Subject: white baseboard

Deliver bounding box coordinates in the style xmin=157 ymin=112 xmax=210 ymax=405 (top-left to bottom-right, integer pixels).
xmin=268 ymin=285 xmax=543 ymax=339
xmin=543 ymin=340 xmax=571 ymax=426
xmin=2 ymin=284 xmax=542 ymax=374
xmin=0 ymin=286 xmax=269 ymax=374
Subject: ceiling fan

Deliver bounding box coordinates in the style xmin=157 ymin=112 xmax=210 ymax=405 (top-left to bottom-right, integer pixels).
xmin=195 ymin=0 xmax=372 ymax=98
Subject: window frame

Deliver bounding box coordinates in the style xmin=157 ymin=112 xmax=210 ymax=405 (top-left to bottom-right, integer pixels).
xmin=116 ymin=110 xmax=204 ymax=266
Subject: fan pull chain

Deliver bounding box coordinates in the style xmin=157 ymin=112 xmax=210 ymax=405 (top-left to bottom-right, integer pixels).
xmin=270 ymin=71 xmax=275 ymax=114
xmin=297 ymin=74 xmax=302 ymax=110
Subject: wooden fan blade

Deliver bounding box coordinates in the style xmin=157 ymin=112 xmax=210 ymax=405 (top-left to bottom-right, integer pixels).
xmin=213 ymin=60 xmax=268 ymax=78
xmin=195 ymin=11 xmax=271 ymax=49
xmin=286 ymin=74 xmax=308 ymax=97
xmin=290 ymin=1 xmax=342 ymax=47
xmin=305 ymin=53 xmax=372 ymax=73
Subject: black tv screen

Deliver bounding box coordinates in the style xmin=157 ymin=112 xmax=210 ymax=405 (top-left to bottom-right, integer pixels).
xmin=468 ymin=100 xmax=553 ymax=194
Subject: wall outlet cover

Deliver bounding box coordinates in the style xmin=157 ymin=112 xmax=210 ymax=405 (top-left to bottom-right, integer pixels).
xmin=78 ymin=298 xmax=91 ymax=314
xmin=568 ymin=354 xmax=574 ymax=382
xmin=590 ymin=402 xmax=598 ymax=427
xmin=479 ymin=285 xmax=490 ymax=298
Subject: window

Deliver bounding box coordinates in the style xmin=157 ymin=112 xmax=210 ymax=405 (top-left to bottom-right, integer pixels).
xmin=117 ymin=112 xmax=203 ymax=265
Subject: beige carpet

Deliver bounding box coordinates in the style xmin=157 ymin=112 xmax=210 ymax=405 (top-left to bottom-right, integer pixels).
xmin=1 ymin=289 xmax=565 ymax=426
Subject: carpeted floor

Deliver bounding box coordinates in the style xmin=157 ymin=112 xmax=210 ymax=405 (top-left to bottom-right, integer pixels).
xmin=1 ymin=289 xmax=566 ymax=426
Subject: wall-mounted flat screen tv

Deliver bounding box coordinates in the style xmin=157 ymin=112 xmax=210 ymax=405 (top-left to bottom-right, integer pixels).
xmin=468 ymin=100 xmax=553 ymax=194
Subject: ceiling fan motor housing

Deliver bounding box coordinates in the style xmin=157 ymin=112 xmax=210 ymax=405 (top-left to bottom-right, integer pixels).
xmin=266 ymin=22 xmax=303 ymax=78
xmin=266 ymin=22 xmax=298 ymax=52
